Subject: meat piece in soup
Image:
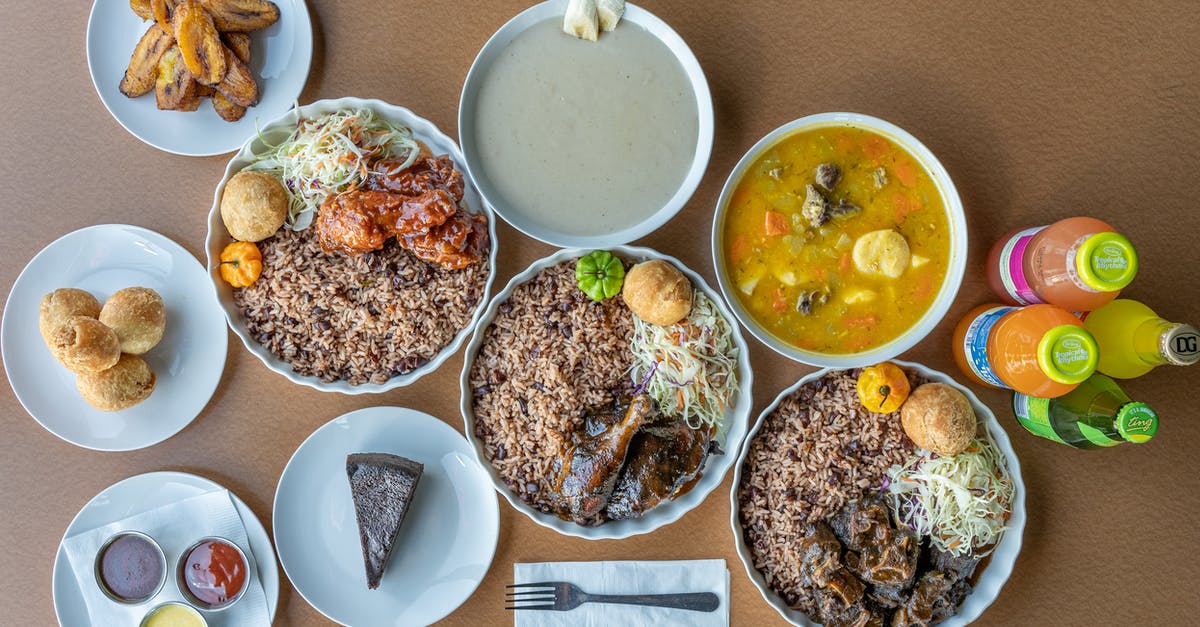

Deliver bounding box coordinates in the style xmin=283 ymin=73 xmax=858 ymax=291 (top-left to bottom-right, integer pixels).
xmin=722 ymin=126 xmax=950 ymax=354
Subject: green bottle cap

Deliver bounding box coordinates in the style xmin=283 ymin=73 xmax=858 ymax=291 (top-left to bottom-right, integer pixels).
xmin=1038 ymin=325 xmax=1099 ymax=385
xmin=1075 ymin=232 xmax=1138 ymax=292
xmin=1116 ymin=402 xmax=1158 ymax=443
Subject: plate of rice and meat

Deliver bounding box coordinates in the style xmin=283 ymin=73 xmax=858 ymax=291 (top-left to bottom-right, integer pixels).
xmin=461 ymin=246 xmax=754 ymax=539
xmin=731 ymin=361 xmax=1025 ymax=626
xmin=205 ymin=97 xmax=496 ymax=393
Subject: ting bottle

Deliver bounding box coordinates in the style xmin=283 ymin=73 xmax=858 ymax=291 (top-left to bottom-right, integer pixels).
xmin=987 ymin=217 xmax=1138 ymax=312
xmin=1012 ymin=374 xmax=1158 ymax=449
xmin=1082 ymin=299 xmax=1200 ymax=379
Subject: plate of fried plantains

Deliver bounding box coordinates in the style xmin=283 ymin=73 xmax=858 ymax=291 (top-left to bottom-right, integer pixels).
xmin=86 ymin=0 xmax=313 ymax=156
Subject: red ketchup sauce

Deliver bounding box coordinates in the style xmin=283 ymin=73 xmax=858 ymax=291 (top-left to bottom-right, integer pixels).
xmin=181 ymin=539 xmax=247 ymax=608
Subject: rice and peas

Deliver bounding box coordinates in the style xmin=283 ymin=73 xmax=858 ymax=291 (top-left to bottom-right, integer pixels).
xmin=469 ymin=257 xmax=738 ymax=518
xmin=737 ymin=368 xmax=1015 ymax=619
xmin=229 ymin=108 xmax=490 ymax=384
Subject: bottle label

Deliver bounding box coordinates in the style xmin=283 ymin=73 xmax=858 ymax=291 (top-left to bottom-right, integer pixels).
xmin=1012 ymin=394 xmax=1066 ymax=443
xmin=996 ymin=227 xmax=1045 ymax=305
xmin=1077 ymin=423 xmax=1122 ymax=447
xmin=962 ymin=306 xmax=1016 ymax=388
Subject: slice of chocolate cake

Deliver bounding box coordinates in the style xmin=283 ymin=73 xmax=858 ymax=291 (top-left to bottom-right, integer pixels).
xmin=346 ymin=452 xmax=424 ymax=590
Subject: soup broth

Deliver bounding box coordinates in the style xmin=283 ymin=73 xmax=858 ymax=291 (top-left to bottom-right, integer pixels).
xmin=722 ymin=125 xmax=950 ymax=354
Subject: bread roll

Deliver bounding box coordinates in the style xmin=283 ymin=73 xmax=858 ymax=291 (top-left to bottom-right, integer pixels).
xmin=39 ymin=288 xmax=101 ymax=348
xmin=50 ymin=316 xmax=121 ymax=374
xmin=100 ymin=287 xmax=166 ymax=354
xmin=220 ymin=170 xmax=288 ymax=242
xmin=900 ymin=383 xmax=977 ymax=455
xmin=622 ymin=260 xmax=693 ymax=326
xmin=76 ymin=353 xmax=157 ymax=412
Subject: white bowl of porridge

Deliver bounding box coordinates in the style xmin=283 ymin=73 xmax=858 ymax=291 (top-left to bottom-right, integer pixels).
xmin=458 ymin=0 xmax=714 ymax=248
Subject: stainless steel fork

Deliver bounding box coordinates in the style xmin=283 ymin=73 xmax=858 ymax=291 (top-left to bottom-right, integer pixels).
xmin=506 ymin=581 xmax=720 ymax=612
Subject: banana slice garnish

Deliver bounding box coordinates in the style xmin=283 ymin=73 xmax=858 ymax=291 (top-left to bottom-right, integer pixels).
xmin=598 ymin=0 xmax=626 ymax=31
xmin=564 ymin=0 xmax=600 ymax=41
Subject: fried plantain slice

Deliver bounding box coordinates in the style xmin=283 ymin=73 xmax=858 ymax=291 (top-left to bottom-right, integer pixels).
xmin=213 ymin=34 xmax=250 ymax=121
xmin=172 ymin=1 xmax=226 ymax=85
xmin=151 ymin=0 xmax=178 ymax=31
xmin=199 ymin=0 xmax=279 ymax=32
xmin=131 ymin=0 xmax=154 ymax=20
xmin=119 ymin=24 xmax=174 ymax=98
xmin=214 ymin=44 xmax=258 ymax=107
xmin=155 ymin=45 xmax=199 ymax=110
xmin=212 ymin=92 xmax=247 ymax=121
xmin=223 ymin=32 xmax=251 ymax=63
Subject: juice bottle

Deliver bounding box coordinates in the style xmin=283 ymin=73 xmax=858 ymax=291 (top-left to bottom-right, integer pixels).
xmin=1012 ymin=374 xmax=1158 ymax=449
xmin=953 ymin=304 xmax=1099 ymax=398
xmin=1082 ymin=299 xmax=1200 ymax=378
xmin=986 ymin=217 xmax=1138 ymax=312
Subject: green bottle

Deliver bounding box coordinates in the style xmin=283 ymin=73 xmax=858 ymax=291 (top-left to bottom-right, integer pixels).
xmin=1011 ymin=374 xmax=1158 ymax=449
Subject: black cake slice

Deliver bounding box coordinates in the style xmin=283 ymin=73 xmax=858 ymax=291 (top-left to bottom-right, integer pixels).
xmin=346 ymin=452 xmax=424 ymax=589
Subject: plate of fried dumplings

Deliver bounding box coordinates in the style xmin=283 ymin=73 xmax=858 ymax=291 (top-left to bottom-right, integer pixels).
xmin=1 ymin=224 xmax=228 ymax=451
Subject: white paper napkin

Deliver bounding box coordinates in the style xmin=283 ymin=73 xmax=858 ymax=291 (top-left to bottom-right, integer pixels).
xmin=62 ymin=489 xmax=270 ymax=626
xmin=513 ymin=560 xmax=729 ymax=627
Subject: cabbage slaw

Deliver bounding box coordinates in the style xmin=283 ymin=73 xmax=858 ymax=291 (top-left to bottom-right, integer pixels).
xmin=243 ymin=108 xmax=420 ymax=229
xmin=629 ymin=291 xmax=739 ymax=431
xmin=885 ymin=434 xmax=1014 ymax=558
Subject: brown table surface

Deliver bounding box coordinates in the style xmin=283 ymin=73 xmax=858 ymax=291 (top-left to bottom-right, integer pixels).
xmin=3 ymin=1 xmax=1198 ymax=625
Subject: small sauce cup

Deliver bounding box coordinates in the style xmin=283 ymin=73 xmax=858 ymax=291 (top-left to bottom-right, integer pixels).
xmin=176 ymin=536 xmax=250 ymax=610
xmin=94 ymin=531 xmax=167 ymax=605
xmin=140 ymin=601 xmax=207 ymax=627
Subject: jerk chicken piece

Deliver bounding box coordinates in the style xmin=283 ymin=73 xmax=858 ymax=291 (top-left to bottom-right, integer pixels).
xmin=403 ymin=211 xmax=490 ymax=270
xmin=604 ymin=419 xmax=711 ymax=520
xmin=369 ymin=155 xmax=465 ymax=202
xmin=550 ymin=395 xmax=656 ymax=525
xmin=316 ymin=189 xmax=457 ymax=256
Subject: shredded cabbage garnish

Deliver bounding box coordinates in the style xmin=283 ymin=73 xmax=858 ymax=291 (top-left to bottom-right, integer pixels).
xmin=242 ymin=108 xmax=419 ymax=229
xmin=885 ymin=435 xmax=1014 ymax=558
xmin=629 ymin=291 xmax=739 ymax=431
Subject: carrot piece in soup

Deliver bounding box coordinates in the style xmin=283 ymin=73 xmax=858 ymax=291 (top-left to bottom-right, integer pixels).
xmin=764 ymin=211 xmax=789 ymax=236
xmin=844 ymin=313 xmax=880 ymax=328
xmin=729 ymin=233 xmax=751 ymax=264
xmin=771 ymin=288 xmax=789 ymax=313
xmin=863 ymin=135 xmax=889 ymax=161
xmin=893 ymin=157 xmax=918 ymax=188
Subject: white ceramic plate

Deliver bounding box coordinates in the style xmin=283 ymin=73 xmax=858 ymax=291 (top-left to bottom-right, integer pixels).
xmin=52 ymin=471 xmax=279 ymax=626
xmin=459 ymin=0 xmax=714 ymax=248
xmin=273 ymin=406 xmax=499 ymax=626
xmin=460 ymin=246 xmax=755 ymax=539
xmin=711 ymin=112 xmax=968 ymax=368
xmin=1 ymin=224 xmax=228 ymax=451
xmin=206 ymin=97 xmax=498 ymax=394
xmin=86 ymin=0 xmax=313 ymax=156
xmin=729 ymin=360 xmax=1026 ymax=626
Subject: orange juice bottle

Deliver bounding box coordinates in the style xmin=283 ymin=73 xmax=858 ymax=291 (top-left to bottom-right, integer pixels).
xmin=986 ymin=217 xmax=1138 ymax=312
xmin=953 ymin=304 xmax=1099 ymax=398
xmin=1082 ymin=299 xmax=1200 ymax=378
